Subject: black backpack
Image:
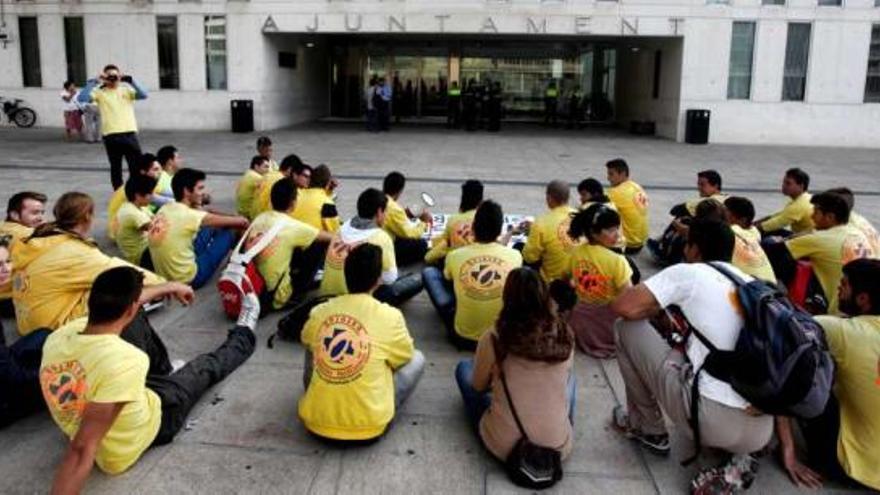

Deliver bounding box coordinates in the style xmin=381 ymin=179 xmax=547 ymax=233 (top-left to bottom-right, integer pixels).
xmin=684 ymin=262 xmax=834 ymax=462
xmin=267 ymin=295 xmax=331 ymax=348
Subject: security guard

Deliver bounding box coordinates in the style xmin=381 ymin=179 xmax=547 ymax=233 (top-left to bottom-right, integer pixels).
xmin=487 ymin=81 xmax=502 ymax=132
xmin=447 ymin=81 xmax=462 ymax=129
xmin=462 ymin=79 xmax=478 ymax=132
xmin=544 ymin=80 xmax=559 ymax=127
xmin=567 ymin=85 xmax=584 ymax=130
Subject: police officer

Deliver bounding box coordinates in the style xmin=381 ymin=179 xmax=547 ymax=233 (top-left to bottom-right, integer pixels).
xmin=487 ymin=81 xmax=502 ymax=132
xmin=544 ymin=80 xmax=559 ymax=127
xmin=447 ymin=81 xmax=462 ymax=129
xmin=566 ymin=85 xmax=583 ymax=130
xmin=462 ymin=79 xmax=478 ymax=132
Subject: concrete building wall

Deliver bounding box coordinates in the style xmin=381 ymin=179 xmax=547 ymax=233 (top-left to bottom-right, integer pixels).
xmin=615 ymin=38 xmax=684 ymax=140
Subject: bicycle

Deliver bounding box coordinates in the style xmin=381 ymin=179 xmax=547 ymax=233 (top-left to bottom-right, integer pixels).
xmin=0 ymin=96 xmax=37 ymax=128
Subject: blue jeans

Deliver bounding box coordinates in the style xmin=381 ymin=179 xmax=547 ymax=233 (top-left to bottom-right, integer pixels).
xmin=454 ymin=358 xmax=577 ymax=432
xmin=0 ymin=329 xmax=50 ymax=428
xmin=422 ymin=266 xmax=456 ymax=333
xmin=191 ymin=227 xmax=236 ymax=289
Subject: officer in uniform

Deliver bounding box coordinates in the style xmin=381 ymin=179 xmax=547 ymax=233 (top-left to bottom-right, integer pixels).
xmin=487 ymin=81 xmax=502 ymax=132
xmin=566 ymin=84 xmax=583 ymax=130
xmin=544 ymin=80 xmax=559 ymax=127
xmin=463 ymin=79 xmax=478 ymax=132
xmin=447 ymin=81 xmax=462 ymax=129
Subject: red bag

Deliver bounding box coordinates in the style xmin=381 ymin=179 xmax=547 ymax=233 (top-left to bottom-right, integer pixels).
xmin=787 ymin=260 xmax=813 ymax=310
xmin=217 ymin=222 xmax=282 ymax=319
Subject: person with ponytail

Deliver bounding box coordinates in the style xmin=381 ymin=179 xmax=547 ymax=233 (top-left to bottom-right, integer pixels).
xmin=564 ymin=204 xmax=633 ymax=358
xmin=577 ymin=177 xmax=627 ymax=250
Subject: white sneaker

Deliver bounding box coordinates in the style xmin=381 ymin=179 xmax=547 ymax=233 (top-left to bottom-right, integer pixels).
xmin=237 ymin=293 xmax=260 ymax=331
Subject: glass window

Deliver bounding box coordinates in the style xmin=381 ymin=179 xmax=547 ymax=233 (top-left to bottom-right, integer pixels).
xmin=783 ymin=23 xmax=811 ymax=101
xmin=157 ymin=16 xmax=180 ymax=89
xmin=727 ymin=21 xmax=756 ymax=100
xmin=64 ymin=17 xmax=86 ymax=86
xmin=19 ymin=17 xmax=42 ymax=87
xmin=205 ymin=15 xmax=227 ymax=90
xmin=866 ymin=25 xmax=880 ymax=102
xmin=817 ymin=0 xmax=842 ymax=5
xmin=763 ymin=0 xmax=785 ymax=5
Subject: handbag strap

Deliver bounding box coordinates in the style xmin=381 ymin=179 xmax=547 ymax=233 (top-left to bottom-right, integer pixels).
xmin=493 ymin=336 xmax=531 ymax=443
xmin=231 ymin=221 xmax=284 ymax=265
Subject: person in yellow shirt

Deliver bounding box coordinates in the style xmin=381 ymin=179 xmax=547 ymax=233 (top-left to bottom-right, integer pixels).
xmin=435 ymin=201 xmax=523 ymax=350
xmin=291 ymin=164 xmax=340 ymax=234
xmin=248 ymin=179 xmax=333 ymax=310
xmin=42 ymin=266 xmax=258 ymax=491
xmin=12 ymin=192 xmax=165 ymax=335
xmin=107 ymin=153 xmax=161 ymax=240
xmin=251 ymin=155 xmax=312 ymax=217
xmin=519 ymin=180 xmax=578 ymax=282
xmin=606 ymin=159 xmax=649 ymax=253
xmin=154 ymin=145 xmax=182 ymax=205
xmin=723 ymin=197 xmax=777 ymax=284
xmin=115 ymin=175 xmax=157 ymax=268
xmin=77 ymin=64 xmax=147 ymax=190
xmin=757 ymin=168 xmax=814 ymax=237
xmin=320 ymin=188 xmax=422 ymax=307
xmin=564 ymin=203 xmax=633 ymax=358
xmin=776 ymin=259 xmax=880 ymax=491
xmin=0 ymin=191 xmax=46 ymax=317
xmin=299 ymin=243 xmax=424 ymax=442
xmin=766 ymin=192 xmax=874 ymax=315
xmin=235 ymin=156 xmax=270 ymax=219
xmin=425 ymin=179 xmax=483 ymax=266
xmin=382 ymin=171 xmax=432 ymax=266
xmin=256 ymin=136 xmax=279 ymax=172
xmin=577 ymin=178 xmax=627 ymax=250
xmin=827 ymin=187 xmax=880 ymax=256
xmin=148 ymin=168 xmax=249 ymax=288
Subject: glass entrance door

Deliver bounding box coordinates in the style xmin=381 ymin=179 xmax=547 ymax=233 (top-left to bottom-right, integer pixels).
xmin=366 ymin=55 xmax=449 ymax=119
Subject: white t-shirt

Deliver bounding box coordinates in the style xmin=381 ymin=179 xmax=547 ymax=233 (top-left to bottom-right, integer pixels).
xmin=644 ymin=262 xmax=751 ymax=409
xmin=61 ymin=90 xmax=80 ymax=112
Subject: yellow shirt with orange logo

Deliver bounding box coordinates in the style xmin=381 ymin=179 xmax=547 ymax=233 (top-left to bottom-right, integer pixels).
xmin=148 ymin=202 xmax=207 ymax=284
xmin=850 ymin=212 xmax=880 ymax=256
xmin=106 ymin=187 xmax=127 ymax=241
xmin=0 ymin=221 xmax=32 ymax=301
xmin=567 ymin=243 xmax=632 ymax=305
xmin=814 ymin=314 xmax=880 ymax=490
xmin=444 ymin=242 xmax=523 ymax=341
xmin=787 ymin=224 xmax=874 ymax=315
xmin=685 ymin=193 xmax=728 ymax=217
xmin=424 ymin=210 xmax=476 ymax=265
xmin=607 ymin=180 xmax=649 ymax=249
xmin=522 ymin=205 xmax=578 ymax=282
xmin=730 ymin=225 xmax=777 ymax=284
xmin=291 ymin=188 xmax=340 ymax=233
xmin=247 ymin=211 xmax=319 ymax=309
xmin=115 ymin=202 xmax=153 ymax=265
xmin=319 ymin=224 xmax=397 ymax=297
xmin=235 ymin=169 xmax=264 ymax=220
xmin=299 ymin=294 xmax=415 ymax=440
xmin=383 ymin=196 xmax=427 ymax=240
xmin=40 ymin=317 xmax=161 ymax=474
xmin=760 ymin=192 xmax=814 ymax=234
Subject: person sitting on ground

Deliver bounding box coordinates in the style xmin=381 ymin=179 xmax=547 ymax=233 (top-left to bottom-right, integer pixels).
xmin=154 ymin=145 xmax=182 ymax=205
xmin=299 ymin=244 xmax=425 ymax=443
xmin=291 ymin=164 xmax=340 ymax=233
xmin=776 ymin=259 xmax=880 ymax=491
xmin=248 ymin=180 xmax=332 ymax=311
xmin=764 ymin=191 xmax=873 ymax=315
xmin=381 ymin=171 xmax=432 ymax=266
xmin=424 ymin=179 xmax=483 ymax=266
xmin=564 ymin=204 xmax=633 ymax=358
xmin=519 ymin=180 xmax=578 ymax=283
xmin=0 ymin=235 xmax=51 ymax=428
xmin=609 ymin=218 xmax=773 ymax=494
xmin=12 ymin=192 xmax=165 ymax=335
xmin=107 ymin=153 xmax=161 ymax=240
xmin=577 ymin=178 xmax=627 ymax=250
xmin=41 ymin=266 xmax=257 ymax=491
xmin=757 ymin=168 xmax=814 ymax=237
xmin=256 ymin=135 xmax=278 ymax=172
xmin=252 ymin=154 xmax=312 ymax=217
xmin=454 ymin=267 xmax=575 ymax=464
xmin=724 ymin=196 xmax=777 ymax=284
xmin=115 ymin=174 xmax=158 ymax=268
xmin=148 ymin=168 xmax=248 ymax=289
xmin=235 ymin=155 xmax=270 ymax=220
xmin=605 ymin=159 xmax=649 ymax=254
xmin=320 ymin=188 xmax=422 ymax=307
xmin=425 ymin=200 xmax=522 ymax=350
xmin=0 ymin=191 xmax=46 ymax=317
xmin=826 ymin=187 xmax=880 ymax=255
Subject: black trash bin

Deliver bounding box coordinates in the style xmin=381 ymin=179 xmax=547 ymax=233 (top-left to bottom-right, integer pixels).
xmin=231 ymin=100 xmax=254 ymax=133
xmin=685 ymin=109 xmax=710 ymax=144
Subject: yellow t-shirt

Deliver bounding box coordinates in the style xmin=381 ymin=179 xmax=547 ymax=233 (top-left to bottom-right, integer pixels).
xmin=291 ymin=188 xmax=340 ymax=233
xmin=91 ymin=85 xmax=138 ymax=136
xmin=607 ymin=180 xmax=649 ymax=249
xmin=731 ymin=225 xmax=777 ymax=284
xmin=685 ymin=193 xmax=728 ymax=217
xmin=760 ymin=192 xmax=814 ymax=234
xmin=425 ymin=210 xmax=476 ymax=265
xmin=568 ymin=243 xmax=632 ymax=305
xmin=444 ymin=242 xmax=523 ymax=341
xmin=235 ymin=170 xmax=264 ymax=220
xmin=40 ymin=318 xmax=161 ymax=474
xmin=148 ymin=202 xmax=208 ymax=284
xmin=522 ymin=206 xmax=578 ymax=282
xmin=115 ymin=202 xmax=153 ymax=264
xmin=12 ymin=233 xmax=164 ymax=335
xmin=155 ymin=170 xmax=173 ymax=198
xmin=786 ymin=225 xmax=874 ymax=315
xmin=580 ymin=201 xmax=627 ymax=250
xmin=251 ymin=171 xmax=284 ymax=218
xmin=299 ymin=294 xmax=415 ymax=440
xmin=850 ymin=212 xmax=880 ymax=256
xmin=814 ymin=315 xmax=880 ymax=490
xmin=106 ymin=187 xmax=127 ymax=241
xmin=0 ymin=221 xmax=33 ymax=300
xmin=383 ymin=196 xmax=427 ymax=240
xmin=320 ymin=227 xmax=396 ymax=297
xmin=247 ymin=211 xmax=319 ymax=309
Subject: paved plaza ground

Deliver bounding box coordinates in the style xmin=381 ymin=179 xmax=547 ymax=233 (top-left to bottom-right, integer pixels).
xmin=0 ymin=124 xmax=877 ymax=494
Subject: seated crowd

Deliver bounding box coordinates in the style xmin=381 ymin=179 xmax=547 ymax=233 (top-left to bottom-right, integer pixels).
xmin=0 ymin=138 xmax=878 ymax=494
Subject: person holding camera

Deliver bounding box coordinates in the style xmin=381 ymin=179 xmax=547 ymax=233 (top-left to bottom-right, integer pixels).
xmin=78 ymin=64 xmax=148 ymax=190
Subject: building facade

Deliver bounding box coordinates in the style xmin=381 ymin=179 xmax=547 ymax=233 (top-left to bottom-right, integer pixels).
xmin=1 ymin=0 xmax=878 ymax=146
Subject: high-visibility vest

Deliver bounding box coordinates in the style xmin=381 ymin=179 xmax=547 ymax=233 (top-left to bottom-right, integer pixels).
xmin=546 ymin=88 xmax=558 ymax=98
xmin=448 ymin=88 xmax=461 ymax=97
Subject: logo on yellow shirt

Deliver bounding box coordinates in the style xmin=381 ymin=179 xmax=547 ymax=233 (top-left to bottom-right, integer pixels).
xmin=459 ymin=255 xmax=510 ymax=301
xmin=246 ymin=231 xmax=280 ymax=259
xmin=573 ymin=259 xmax=612 ymax=301
xmin=841 ymin=234 xmax=874 ymax=264
xmin=147 ymin=214 xmax=170 ymax=245
xmin=556 ymin=217 xmax=577 ymax=250
xmin=40 ymin=360 xmax=88 ymax=423
xmin=315 ymin=314 xmax=371 ymax=384
xmin=734 ymin=237 xmax=764 ymax=268
xmin=450 ymin=221 xmax=474 ymax=248
xmin=633 ymin=191 xmax=649 ymax=211
xmin=326 ymin=237 xmax=361 ymax=270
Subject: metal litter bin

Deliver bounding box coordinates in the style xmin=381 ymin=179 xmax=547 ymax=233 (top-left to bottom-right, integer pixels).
xmin=231 ymin=100 xmax=254 ymax=133
xmin=685 ymin=109 xmax=710 ymax=144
